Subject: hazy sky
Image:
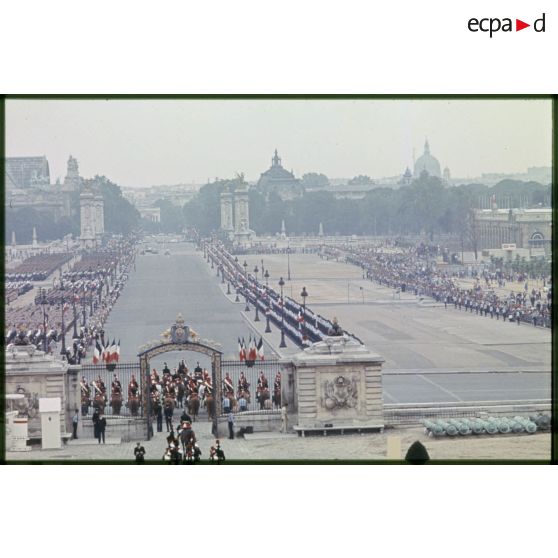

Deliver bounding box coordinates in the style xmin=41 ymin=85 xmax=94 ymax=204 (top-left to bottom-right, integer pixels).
xmin=5 ymin=99 xmax=552 ymax=188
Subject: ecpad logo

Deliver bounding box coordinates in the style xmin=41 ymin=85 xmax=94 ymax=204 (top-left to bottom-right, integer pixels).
xmin=468 ymin=13 xmax=546 ymax=37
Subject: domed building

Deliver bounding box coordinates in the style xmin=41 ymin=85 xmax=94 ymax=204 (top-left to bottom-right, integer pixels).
xmin=413 ymin=139 xmax=441 ymax=178
xmin=257 ymin=149 xmax=303 ymax=200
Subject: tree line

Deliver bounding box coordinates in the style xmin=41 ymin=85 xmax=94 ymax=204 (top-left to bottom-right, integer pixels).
xmin=5 ymin=175 xmax=141 ymax=243
xmin=182 ymin=175 xmax=551 ymax=238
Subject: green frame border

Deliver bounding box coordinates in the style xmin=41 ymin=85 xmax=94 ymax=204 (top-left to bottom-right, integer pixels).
xmin=1 ymin=94 xmax=556 ymax=465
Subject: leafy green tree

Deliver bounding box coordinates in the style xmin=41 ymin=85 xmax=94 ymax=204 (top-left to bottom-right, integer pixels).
xmin=349 ymin=175 xmax=374 ymax=185
xmin=154 ymin=199 xmax=185 ymax=233
xmin=301 ymin=172 xmax=330 ymax=188
xmin=85 ymin=176 xmax=141 ymax=235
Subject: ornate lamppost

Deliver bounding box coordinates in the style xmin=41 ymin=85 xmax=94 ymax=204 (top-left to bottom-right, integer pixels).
xmin=71 ymin=279 xmax=78 ymax=338
xmin=40 ymin=288 xmax=48 ymax=353
xmin=59 ymin=281 xmax=67 ymax=355
xmin=89 ymin=287 xmax=94 ymax=315
xmin=81 ymin=291 xmax=87 ymax=327
xmin=300 ymin=286 xmax=308 ymax=344
xmin=265 ymin=305 xmax=272 ymax=333
xmin=243 ymin=260 xmax=248 ymax=277
xmin=264 ymin=269 xmax=269 ymax=288
xmin=253 ymin=265 xmax=259 ymax=282
xmin=279 ymin=277 xmax=287 ymax=348
xmin=287 ymin=246 xmax=291 ymax=281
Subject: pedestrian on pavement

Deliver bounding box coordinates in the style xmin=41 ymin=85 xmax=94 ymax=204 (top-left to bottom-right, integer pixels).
xmin=227 ymin=410 xmax=235 ymax=439
xmin=72 ymin=409 xmax=79 ymax=439
xmin=281 ymin=403 xmax=289 ymax=433
xmin=92 ymin=408 xmax=100 ymax=440
xmin=134 ymin=442 xmax=146 ymax=463
xmin=164 ymin=400 xmax=173 ymax=432
xmin=98 ymin=414 xmax=107 ymax=444
xmin=156 ymin=403 xmax=163 ymax=433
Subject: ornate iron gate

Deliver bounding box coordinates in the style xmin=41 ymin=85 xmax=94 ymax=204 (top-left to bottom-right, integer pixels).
xmin=221 ymin=359 xmax=285 ymax=413
xmin=80 ymin=361 xmax=142 ymax=417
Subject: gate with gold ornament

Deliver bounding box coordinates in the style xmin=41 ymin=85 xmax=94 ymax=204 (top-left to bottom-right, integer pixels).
xmin=138 ymin=314 xmax=223 ymax=439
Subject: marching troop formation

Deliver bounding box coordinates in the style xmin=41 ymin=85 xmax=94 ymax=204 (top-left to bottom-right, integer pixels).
xmin=5 ymin=237 xmax=137 ymax=363
xmin=202 ymin=238 xmax=361 ymax=348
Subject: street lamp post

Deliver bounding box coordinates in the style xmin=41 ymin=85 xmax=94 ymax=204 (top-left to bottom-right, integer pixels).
xmin=261 ymin=258 xmax=264 ymax=277
xmin=235 ymin=288 xmax=240 ymax=303
xmin=254 ymin=274 xmax=260 ymax=322
xmin=254 ymin=265 xmax=259 ymax=282
xmin=81 ymin=294 xmax=87 ymax=328
xmin=71 ymin=280 xmax=78 ymax=338
xmin=227 ymin=282 xmax=231 ymax=295
xmin=287 ymin=247 xmax=291 ymax=281
xmin=243 ymin=260 xmax=248 ymax=277
xmin=60 ymin=281 xmax=67 ymax=356
xmin=89 ymin=288 xmax=94 ymax=315
xmin=40 ymin=289 xmax=48 ymax=353
xmin=265 ymin=303 xmax=272 ymax=333
xmin=279 ymin=277 xmax=287 ymax=348
xmin=244 ymin=291 xmax=250 ymax=312
xmin=300 ymin=286 xmax=308 ymax=343
xmin=264 ymin=269 xmax=269 ymax=287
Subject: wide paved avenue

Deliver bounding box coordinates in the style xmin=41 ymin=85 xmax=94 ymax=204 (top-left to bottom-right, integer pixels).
xmin=101 ymin=242 xmax=550 ymax=405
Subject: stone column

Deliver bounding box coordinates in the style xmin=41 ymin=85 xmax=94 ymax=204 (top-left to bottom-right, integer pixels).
xmin=80 ymin=189 xmax=96 ymax=250
xmin=290 ymin=336 xmax=385 ymax=433
xmin=220 ymin=190 xmax=234 ymax=232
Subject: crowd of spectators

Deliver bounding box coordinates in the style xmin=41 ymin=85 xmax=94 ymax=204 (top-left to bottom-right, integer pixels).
xmin=341 ymin=242 xmax=551 ymax=329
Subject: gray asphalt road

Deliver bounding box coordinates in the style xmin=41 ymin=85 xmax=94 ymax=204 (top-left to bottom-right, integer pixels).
xmin=102 ymin=243 xmax=253 ymax=365
xmin=101 ymin=242 xmax=551 ymax=404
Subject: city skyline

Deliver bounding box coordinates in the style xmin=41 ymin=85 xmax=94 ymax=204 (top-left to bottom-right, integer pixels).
xmin=5 ymin=99 xmax=552 ymax=188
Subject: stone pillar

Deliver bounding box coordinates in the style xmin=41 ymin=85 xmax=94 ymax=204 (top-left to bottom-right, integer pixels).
xmin=220 ymin=190 xmax=234 ymax=232
xmin=94 ymin=193 xmax=104 ymax=244
xmin=233 ymin=182 xmax=252 ymax=246
xmin=5 ymin=344 xmax=71 ymax=441
xmin=32 ymin=227 xmax=38 ymax=247
xmin=80 ymin=188 xmax=96 ymax=250
xmin=234 ymin=184 xmax=249 ymax=234
xmin=290 ymin=336 xmax=385 ymax=433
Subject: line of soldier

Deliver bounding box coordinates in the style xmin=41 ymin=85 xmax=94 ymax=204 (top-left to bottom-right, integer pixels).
xmin=80 ymin=373 xmax=140 ymax=416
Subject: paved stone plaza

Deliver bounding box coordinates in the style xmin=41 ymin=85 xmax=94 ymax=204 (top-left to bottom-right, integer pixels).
xmin=7 ymin=242 xmax=550 ymax=462
xmin=6 ymin=423 xmax=550 ymax=462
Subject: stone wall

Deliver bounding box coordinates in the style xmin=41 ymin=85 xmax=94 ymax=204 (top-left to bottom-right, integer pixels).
xmin=291 ymin=336 xmax=385 ymax=431
xmin=5 ymin=346 xmax=73 ymax=439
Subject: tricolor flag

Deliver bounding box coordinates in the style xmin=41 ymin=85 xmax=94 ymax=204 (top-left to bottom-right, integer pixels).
xmin=257 ymin=337 xmax=264 ymax=361
xmin=93 ymin=340 xmax=102 ymax=364
xmin=238 ymin=337 xmax=246 ymax=361
xmin=115 ymin=339 xmax=121 ymax=363
xmin=248 ymin=336 xmax=257 ymax=362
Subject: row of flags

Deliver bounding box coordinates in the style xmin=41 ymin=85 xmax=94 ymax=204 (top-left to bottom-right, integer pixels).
xmin=92 ymin=338 xmax=120 ymax=365
xmin=238 ymin=335 xmax=264 ymax=363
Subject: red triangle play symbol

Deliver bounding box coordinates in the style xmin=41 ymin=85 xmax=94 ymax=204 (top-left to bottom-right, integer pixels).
xmin=516 ymin=19 xmax=530 ymax=31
